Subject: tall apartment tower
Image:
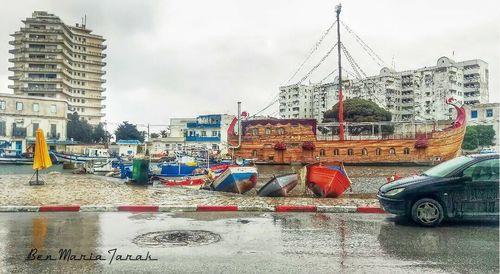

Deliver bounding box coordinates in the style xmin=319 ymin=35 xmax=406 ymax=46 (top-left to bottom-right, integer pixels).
xmin=8 ymin=11 xmax=106 ymax=125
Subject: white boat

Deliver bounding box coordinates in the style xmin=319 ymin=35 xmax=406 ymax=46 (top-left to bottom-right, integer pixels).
xmin=53 ymin=148 xmax=117 ymax=172
xmin=211 ymin=166 xmax=258 ymax=194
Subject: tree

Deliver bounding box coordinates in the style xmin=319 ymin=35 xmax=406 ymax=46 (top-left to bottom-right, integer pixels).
xmin=150 ymin=133 xmax=160 ymax=139
xmin=92 ymin=123 xmax=107 ymax=144
xmin=323 ymin=98 xmax=394 ymax=135
xmin=462 ymin=125 xmax=495 ymax=150
xmin=160 ymin=130 xmax=168 ymax=138
xmin=67 ymin=112 xmax=93 ymax=143
xmin=115 ymin=121 xmax=144 ymax=142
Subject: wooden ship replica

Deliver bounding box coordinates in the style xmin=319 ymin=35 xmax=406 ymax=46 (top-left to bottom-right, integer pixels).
xmin=228 ymin=4 xmax=466 ymax=165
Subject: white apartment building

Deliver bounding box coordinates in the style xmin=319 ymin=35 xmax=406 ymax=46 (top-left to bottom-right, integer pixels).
xmin=8 ymin=11 xmax=106 ymax=125
xmin=0 ymin=93 xmax=68 ymax=154
xmin=279 ymin=57 xmax=489 ymax=122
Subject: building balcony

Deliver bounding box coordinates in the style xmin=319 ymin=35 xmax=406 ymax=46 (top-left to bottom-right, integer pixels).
xmin=186 ymin=122 xmax=221 ymax=129
xmin=9 ymin=56 xmax=65 ymax=63
xmin=23 ymin=77 xmax=61 ymax=82
xmin=185 ymin=136 xmax=221 ymax=142
xmin=46 ymin=133 xmax=61 ymax=140
xmin=9 ymin=37 xmax=65 ymax=45
xmin=19 ymin=27 xmax=63 ymax=33
xmin=20 ymin=87 xmax=62 ymax=93
xmin=10 ymin=48 xmax=64 ymax=54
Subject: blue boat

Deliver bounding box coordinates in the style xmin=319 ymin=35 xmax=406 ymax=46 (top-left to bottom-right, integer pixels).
xmin=211 ymin=166 xmax=258 ymax=194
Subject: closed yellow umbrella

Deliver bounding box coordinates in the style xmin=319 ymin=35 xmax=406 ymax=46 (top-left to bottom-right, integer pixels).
xmin=31 ymin=128 xmax=52 ymax=185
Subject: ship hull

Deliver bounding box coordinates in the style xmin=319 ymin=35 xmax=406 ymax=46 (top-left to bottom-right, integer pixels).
xmin=229 ymin=118 xmax=465 ymax=165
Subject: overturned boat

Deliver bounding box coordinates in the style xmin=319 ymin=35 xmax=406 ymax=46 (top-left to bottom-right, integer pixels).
xmin=257 ymin=173 xmax=298 ymax=197
xmin=306 ymin=162 xmax=352 ymax=198
xmin=211 ymin=166 xmax=258 ymax=194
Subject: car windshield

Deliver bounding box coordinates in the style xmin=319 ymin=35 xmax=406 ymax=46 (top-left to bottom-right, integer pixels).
xmin=423 ymin=156 xmax=474 ymax=177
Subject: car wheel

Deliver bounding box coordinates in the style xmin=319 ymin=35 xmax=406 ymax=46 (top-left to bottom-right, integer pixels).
xmin=411 ymin=198 xmax=444 ymax=227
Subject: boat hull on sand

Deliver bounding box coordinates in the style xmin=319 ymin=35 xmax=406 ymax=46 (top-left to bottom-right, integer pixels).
xmin=257 ymin=173 xmax=298 ymax=197
xmin=211 ymin=166 xmax=258 ymax=194
xmin=306 ymin=162 xmax=352 ymax=198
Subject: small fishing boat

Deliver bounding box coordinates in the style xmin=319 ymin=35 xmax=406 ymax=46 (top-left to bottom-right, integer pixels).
xmin=0 ymin=149 xmax=33 ymax=164
xmin=52 ymin=148 xmax=116 ymax=163
xmin=306 ymin=162 xmax=352 ymax=198
xmin=257 ymin=173 xmax=298 ymax=197
xmin=211 ymin=166 xmax=258 ymax=194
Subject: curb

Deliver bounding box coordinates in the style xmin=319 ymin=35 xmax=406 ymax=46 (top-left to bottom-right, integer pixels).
xmin=275 ymin=205 xmax=317 ymax=212
xmin=0 ymin=205 xmax=385 ymax=214
xmin=118 ymin=205 xmax=159 ymax=212
xmin=356 ymin=207 xmax=386 ymax=214
xmin=197 ymin=205 xmax=238 ymax=212
xmin=39 ymin=205 xmax=80 ymax=212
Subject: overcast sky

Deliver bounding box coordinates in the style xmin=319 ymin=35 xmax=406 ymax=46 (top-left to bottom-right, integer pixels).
xmin=0 ymin=0 xmax=498 ymax=131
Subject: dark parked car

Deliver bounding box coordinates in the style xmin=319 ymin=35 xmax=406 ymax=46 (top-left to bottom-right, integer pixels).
xmin=378 ymin=154 xmax=499 ymax=226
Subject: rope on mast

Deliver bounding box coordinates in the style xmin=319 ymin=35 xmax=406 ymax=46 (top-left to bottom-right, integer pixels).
xmin=341 ymin=20 xmax=387 ymax=68
xmin=250 ymin=97 xmax=280 ymax=118
xmin=285 ymin=20 xmax=337 ymax=85
xmin=341 ymin=43 xmax=367 ymax=79
xmin=319 ymin=69 xmax=337 ymax=84
xmin=297 ymin=42 xmax=338 ymax=84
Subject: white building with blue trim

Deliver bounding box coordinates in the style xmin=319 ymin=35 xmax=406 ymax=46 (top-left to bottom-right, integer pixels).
xmin=185 ymin=114 xmax=234 ymax=154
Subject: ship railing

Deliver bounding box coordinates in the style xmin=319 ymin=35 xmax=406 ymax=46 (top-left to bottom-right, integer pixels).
xmin=317 ymin=120 xmax=452 ymax=140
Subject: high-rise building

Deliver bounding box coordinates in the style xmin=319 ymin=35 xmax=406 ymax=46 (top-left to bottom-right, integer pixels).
xmin=279 ymin=57 xmax=489 ymax=122
xmin=8 ymin=11 xmax=106 ymax=125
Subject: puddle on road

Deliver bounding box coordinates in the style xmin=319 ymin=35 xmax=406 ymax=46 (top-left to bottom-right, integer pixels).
xmin=133 ymin=230 xmax=221 ymax=247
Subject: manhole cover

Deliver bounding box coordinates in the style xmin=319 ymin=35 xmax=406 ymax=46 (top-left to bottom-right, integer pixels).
xmin=133 ymin=230 xmax=221 ymax=247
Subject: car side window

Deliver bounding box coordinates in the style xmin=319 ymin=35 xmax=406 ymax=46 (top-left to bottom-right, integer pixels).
xmin=462 ymin=159 xmax=499 ymax=183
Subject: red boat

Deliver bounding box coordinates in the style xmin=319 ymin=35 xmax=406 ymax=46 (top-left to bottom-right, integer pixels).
xmin=158 ymin=175 xmax=207 ymax=189
xmin=306 ymin=162 xmax=352 ymax=198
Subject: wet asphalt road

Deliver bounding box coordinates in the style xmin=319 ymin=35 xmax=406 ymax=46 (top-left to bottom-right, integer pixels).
xmin=0 ymin=212 xmax=497 ymax=274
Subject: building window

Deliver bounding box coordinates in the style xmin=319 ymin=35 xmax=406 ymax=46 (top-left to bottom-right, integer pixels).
xmin=403 ymin=147 xmax=410 ymax=154
xmin=16 ymin=102 xmax=23 ymax=111
xmin=333 ymin=149 xmax=339 ymax=156
xmin=486 ymin=109 xmax=493 ymax=118
xmin=265 ymin=128 xmax=272 ymax=135
xmin=252 ymin=128 xmax=259 ymax=135
xmin=471 ymin=110 xmax=478 ymax=119
xmin=201 ymin=131 xmax=206 ymax=137
xmin=389 ymin=148 xmax=396 ymax=155
xmin=50 ymin=124 xmax=57 ymax=138
xmin=252 ymin=150 xmax=258 ymax=157
xmin=347 ymin=149 xmax=353 ymax=156
xmin=212 ymin=131 xmax=218 ymax=137
xmin=277 ymin=128 xmax=285 ymax=135
xmin=32 ymin=103 xmax=39 ymax=112
xmin=320 ymin=149 xmax=326 ymax=156
xmin=0 ymin=100 xmax=6 ymax=110
xmin=0 ymin=121 xmax=5 ymax=136
xmin=212 ymin=144 xmax=219 ymax=150
xmin=32 ymin=123 xmax=39 ymax=137
xmin=376 ymin=148 xmax=382 ymax=155
xmin=362 ymin=148 xmax=368 ymax=156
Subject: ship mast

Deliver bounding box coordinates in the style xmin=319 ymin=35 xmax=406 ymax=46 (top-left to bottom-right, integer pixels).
xmin=336 ymin=3 xmax=345 ymax=141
